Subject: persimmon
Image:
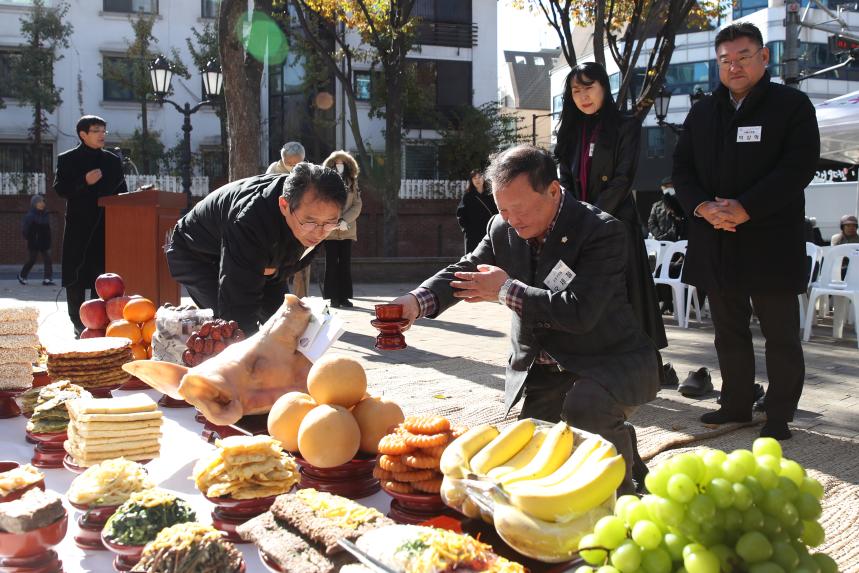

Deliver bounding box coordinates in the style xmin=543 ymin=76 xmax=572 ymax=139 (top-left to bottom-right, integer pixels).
xmin=141 ymin=318 xmax=156 ymax=344
xmin=131 ymin=343 xmax=148 ymax=360
xmin=106 ymin=319 xmax=143 ymax=344
xmin=123 ymin=298 xmax=156 ymax=323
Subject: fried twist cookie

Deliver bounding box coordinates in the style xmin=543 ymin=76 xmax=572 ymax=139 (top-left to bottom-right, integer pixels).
xmin=402 ymin=452 xmax=441 ymax=469
xmin=372 ymin=467 xmax=394 ymax=481
xmin=377 ymin=433 xmax=414 ymax=456
xmin=382 ymin=480 xmax=414 ymax=494
xmin=412 ymin=478 xmax=443 ymax=494
xmin=378 ymin=455 xmax=410 ymax=473
xmin=403 ymin=416 xmax=451 ymax=435
xmin=390 ymin=469 xmax=436 ymax=483
xmin=403 ymin=432 xmax=449 ymax=449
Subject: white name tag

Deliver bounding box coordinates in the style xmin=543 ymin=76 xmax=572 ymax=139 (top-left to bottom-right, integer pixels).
xmin=588 ymin=143 xmax=595 ymax=157
xmin=737 ymin=126 xmax=762 ymax=142
xmin=544 ymin=260 xmax=576 ymax=292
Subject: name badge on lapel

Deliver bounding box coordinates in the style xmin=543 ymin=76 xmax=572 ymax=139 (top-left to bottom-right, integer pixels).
xmin=737 ymin=126 xmax=762 ymax=142
xmin=544 ymin=260 xmax=576 ymax=292
xmin=588 ymin=143 xmax=595 ymax=157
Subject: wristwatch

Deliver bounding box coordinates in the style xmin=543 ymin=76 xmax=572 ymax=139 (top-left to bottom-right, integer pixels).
xmin=498 ymin=278 xmax=513 ymax=305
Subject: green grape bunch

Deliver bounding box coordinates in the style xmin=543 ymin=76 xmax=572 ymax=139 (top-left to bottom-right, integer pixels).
xmin=573 ymin=437 xmax=839 ymax=573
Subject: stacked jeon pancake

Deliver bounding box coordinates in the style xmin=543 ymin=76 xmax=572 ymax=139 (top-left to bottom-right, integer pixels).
xmin=46 ymin=337 xmax=132 ymax=390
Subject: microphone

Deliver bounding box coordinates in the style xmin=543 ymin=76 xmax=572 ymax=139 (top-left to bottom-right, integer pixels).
xmin=112 ymin=147 xmax=125 ymax=162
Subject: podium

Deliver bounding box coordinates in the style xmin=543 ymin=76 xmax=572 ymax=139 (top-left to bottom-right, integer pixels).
xmin=99 ymin=189 xmax=187 ymax=306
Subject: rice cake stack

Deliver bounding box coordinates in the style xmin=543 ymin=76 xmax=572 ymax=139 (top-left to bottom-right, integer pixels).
xmin=0 ymin=305 xmax=39 ymax=392
xmin=46 ymin=337 xmax=133 ymax=390
xmin=64 ymin=393 xmax=162 ymax=467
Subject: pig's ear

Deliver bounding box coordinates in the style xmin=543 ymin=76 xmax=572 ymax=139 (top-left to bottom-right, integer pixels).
xmin=122 ymin=360 xmax=186 ymax=399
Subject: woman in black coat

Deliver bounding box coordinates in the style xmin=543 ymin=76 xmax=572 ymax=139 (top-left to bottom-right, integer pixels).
xmin=18 ymin=194 xmax=54 ymax=285
xmin=456 ymin=170 xmax=498 ymax=253
xmin=555 ymin=62 xmax=667 ymax=349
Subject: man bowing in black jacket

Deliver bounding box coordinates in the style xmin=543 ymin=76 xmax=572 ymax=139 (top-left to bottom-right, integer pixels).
xmin=54 ymin=115 xmax=127 ymax=336
xmin=166 ymin=163 xmax=346 ymax=334
xmin=673 ymin=23 xmax=820 ymax=440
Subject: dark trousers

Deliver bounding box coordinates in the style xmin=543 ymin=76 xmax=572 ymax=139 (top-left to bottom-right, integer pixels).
xmin=518 ymin=365 xmax=645 ymax=495
xmin=21 ymin=249 xmax=53 ymax=280
xmin=66 ymin=279 xmax=96 ymax=335
xmin=323 ymin=239 xmax=353 ymax=302
xmin=708 ymin=290 xmax=804 ymax=422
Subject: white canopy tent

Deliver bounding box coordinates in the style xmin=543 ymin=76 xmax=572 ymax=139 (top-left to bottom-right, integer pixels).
xmin=817 ymin=90 xmax=859 ymax=165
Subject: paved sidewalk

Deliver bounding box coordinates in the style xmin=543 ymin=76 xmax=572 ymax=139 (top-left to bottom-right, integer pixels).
xmin=2 ymin=276 xmax=857 ymax=438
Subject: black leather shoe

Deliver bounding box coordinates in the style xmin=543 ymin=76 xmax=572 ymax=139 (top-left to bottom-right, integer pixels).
xmin=661 ymin=362 xmax=679 ymax=387
xmin=17 ymin=274 xmax=27 ymax=285
xmin=700 ymin=408 xmax=752 ymax=424
xmin=329 ymin=300 xmax=341 ymax=308
xmin=340 ymin=299 xmax=354 ymax=308
xmin=42 ymin=279 xmax=56 ymax=286
xmin=678 ymin=367 xmax=713 ymax=397
xmin=760 ymin=420 xmax=791 ymax=440
xmin=717 ymin=383 xmax=764 ymax=407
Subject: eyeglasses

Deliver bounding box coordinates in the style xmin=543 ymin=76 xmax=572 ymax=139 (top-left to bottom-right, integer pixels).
xmin=294 ymin=214 xmax=339 ymax=233
xmin=718 ymin=48 xmax=763 ymax=69
xmin=88 ymin=128 xmax=109 ymax=134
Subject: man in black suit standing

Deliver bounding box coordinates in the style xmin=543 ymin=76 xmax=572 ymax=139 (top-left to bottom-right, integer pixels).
xmin=390 ymin=145 xmax=660 ymax=494
xmin=673 ymin=23 xmax=820 ymax=440
xmin=54 ymin=115 xmax=127 ymax=336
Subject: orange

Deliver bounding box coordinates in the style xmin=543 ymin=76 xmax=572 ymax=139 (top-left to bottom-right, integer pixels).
xmin=141 ymin=318 xmax=156 ymax=344
xmin=146 ymin=345 xmax=153 ymax=359
xmin=131 ymin=343 xmax=148 ymax=360
xmin=106 ymin=319 xmax=143 ymax=345
xmin=123 ymin=298 xmax=156 ymax=323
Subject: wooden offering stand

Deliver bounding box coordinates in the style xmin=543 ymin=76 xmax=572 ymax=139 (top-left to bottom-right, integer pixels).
xmin=293 ymin=454 xmax=380 ymax=500
xmin=372 ymin=304 xmax=408 ymax=351
xmin=101 ymin=533 xmax=144 ymax=572
xmin=88 ymin=383 xmax=121 ymax=399
xmin=0 ymin=512 xmax=68 ymax=573
xmin=0 ymin=388 xmax=26 ymax=419
xmin=26 ymin=430 xmax=67 ymax=469
xmin=69 ymin=501 xmax=119 ymax=551
xmin=205 ymin=494 xmax=278 ymax=544
xmin=385 ymin=489 xmax=457 ymax=525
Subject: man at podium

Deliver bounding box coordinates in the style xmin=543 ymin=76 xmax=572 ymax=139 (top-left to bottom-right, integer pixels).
xmin=165 ymin=163 xmax=347 ymax=334
xmin=54 ymin=115 xmax=127 ymax=336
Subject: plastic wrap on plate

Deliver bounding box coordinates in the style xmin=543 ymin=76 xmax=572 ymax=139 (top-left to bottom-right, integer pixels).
xmin=150 ymin=306 xmax=213 ymax=363
xmin=439 ymin=422 xmax=618 ymax=563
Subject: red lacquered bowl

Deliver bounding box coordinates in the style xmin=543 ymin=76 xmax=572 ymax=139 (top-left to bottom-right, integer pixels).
xmin=370 ymin=318 xmax=410 ymax=334
xmin=69 ymin=500 xmax=120 ymax=551
xmin=293 ymin=453 xmax=380 ymax=499
xmin=26 ymin=430 xmax=67 ymax=445
xmin=0 ymin=461 xmax=46 ymax=503
xmin=0 ymin=388 xmax=27 ymax=419
xmin=101 ymin=533 xmax=145 ymax=572
xmin=293 ymin=452 xmax=377 ymax=480
xmin=259 ymin=549 xmax=286 ymax=573
xmin=118 ymin=376 xmax=150 ymax=391
xmin=374 ymin=303 xmax=403 ymax=321
xmin=0 ymin=512 xmax=68 ymax=559
xmin=32 ymin=368 xmax=51 ymax=388
xmin=375 ymin=333 xmax=407 ymax=351
xmin=204 ymin=493 xmax=280 ymax=544
xmin=384 ymin=488 xmax=450 ymax=525
xmin=87 ymin=383 xmax=121 ymax=399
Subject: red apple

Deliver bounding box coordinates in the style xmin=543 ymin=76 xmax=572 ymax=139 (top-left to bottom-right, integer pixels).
xmin=80 ymin=328 xmax=105 ymax=339
xmin=95 ymin=273 xmax=125 ymax=300
xmin=105 ymin=295 xmax=132 ymax=322
xmin=80 ymin=299 xmax=109 ymax=329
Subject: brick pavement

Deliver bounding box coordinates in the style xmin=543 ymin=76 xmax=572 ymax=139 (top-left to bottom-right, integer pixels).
xmin=1 ymin=277 xmax=857 ymax=440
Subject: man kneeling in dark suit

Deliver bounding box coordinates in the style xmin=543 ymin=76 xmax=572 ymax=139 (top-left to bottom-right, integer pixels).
xmin=389 ymin=145 xmax=661 ymax=494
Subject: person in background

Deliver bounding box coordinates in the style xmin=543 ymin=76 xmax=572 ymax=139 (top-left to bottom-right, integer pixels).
xmin=554 ymin=62 xmax=667 ymax=351
xmin=831 ymin=214 xmax=858 ymax=245
xmin=17 ymin=194 xmax=54 ymax=286
xmin=804 ymin=216 xmax=826 ymax=247
xmin=166 ymin=164 xmax=346 ymax=334
xmin=322 ymin=150 xmax=362 ymax=308
xmin=648 ymin=177 xmax=686 ymax=242
xmin=266 ymin=141 xmax=306 ymax=175
xmin=55 ymin=115 xmax=127 ymax=336
xmin=456 ymin=169 xmax=498 ymax=253
xmin=673 ymin=22 xmax=819 ymax=440
xmin=266 ymin=141 xmax=312 ymax=298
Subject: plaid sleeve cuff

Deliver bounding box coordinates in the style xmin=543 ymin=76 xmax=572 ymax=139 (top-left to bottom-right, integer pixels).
xmin=505 ymin=280 xmax=526 ymax=317
xmin=409 ymin=287 xmax=438 ymax=318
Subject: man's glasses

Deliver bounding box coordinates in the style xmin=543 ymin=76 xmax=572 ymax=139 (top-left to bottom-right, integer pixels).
xmin=88 ymin=128 xmax=109 ymax=134
xmin=718 ymin=47 xmax=763 ymax=70
xmin=294 ymin=215 xmax=339 ymax=233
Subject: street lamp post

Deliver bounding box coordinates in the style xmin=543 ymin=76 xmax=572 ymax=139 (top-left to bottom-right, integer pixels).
xmin=531 ymin=111 xmax=560 ymax=146
xmin=149 ymin=55 xmax=223 ymax=200
xmin=654 ymin=86 xmax=708 ymax=134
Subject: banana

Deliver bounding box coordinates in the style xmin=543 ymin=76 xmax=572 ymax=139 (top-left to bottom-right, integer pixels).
xmin=498 ymin=421 xmax=574 ymax=486
xmin=515 ymin=436 xmax=611 ymax=489
xmin=505 ymin=454 xmax=626 ymax=522
xmin=486 ymin=427 xmax=549 ymax=481
xmin=440 ymin=475 xmax=467 ymax=507
xmin=439 ymin=424 xmax=499 ymax=478
xmin=469 ymin=419 xmax=536 ymax=476
xmin=493 ymin=497 xmax=612 ymax=562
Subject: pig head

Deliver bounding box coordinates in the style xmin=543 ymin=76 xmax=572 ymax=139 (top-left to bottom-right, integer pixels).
xmin=123 ymin=294 xmax=313 ymax=425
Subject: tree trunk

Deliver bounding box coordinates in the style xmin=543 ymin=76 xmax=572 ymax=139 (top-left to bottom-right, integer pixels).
xmin=141 ymin=98 xmax=150 ymax=173
xmin=383 ymin=79 xmax=402 ymax=257
xmin=219 ymin=0 xmax=271 ymax=181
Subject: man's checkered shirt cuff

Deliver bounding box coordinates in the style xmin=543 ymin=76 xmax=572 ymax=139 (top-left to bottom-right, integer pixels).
xmin=505 ymin=280 xmax=526 ymax=317
xmin=409 ymin=287 xmax=438 ymax=318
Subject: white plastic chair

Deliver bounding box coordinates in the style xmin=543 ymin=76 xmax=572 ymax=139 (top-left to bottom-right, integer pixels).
xmin=798 ymin=242 xmax=823 ymax=328
xmin=685 ymin=284 xmax=705 ymax=326
xmin=644 ymin=239 xmax=664 ymax=275
xmin=803 ymin=250 xmax=859 ymax=348
xmin=653 ymin=240 xmax=689 ymax=327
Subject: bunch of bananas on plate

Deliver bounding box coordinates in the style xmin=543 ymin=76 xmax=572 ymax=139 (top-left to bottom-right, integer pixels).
xmin=439 ymin=420 xmax=625 ymax=562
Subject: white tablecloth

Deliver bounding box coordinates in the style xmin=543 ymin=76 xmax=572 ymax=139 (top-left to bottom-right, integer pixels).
xmin=0 ymin=388 xmax=392 ymax=573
